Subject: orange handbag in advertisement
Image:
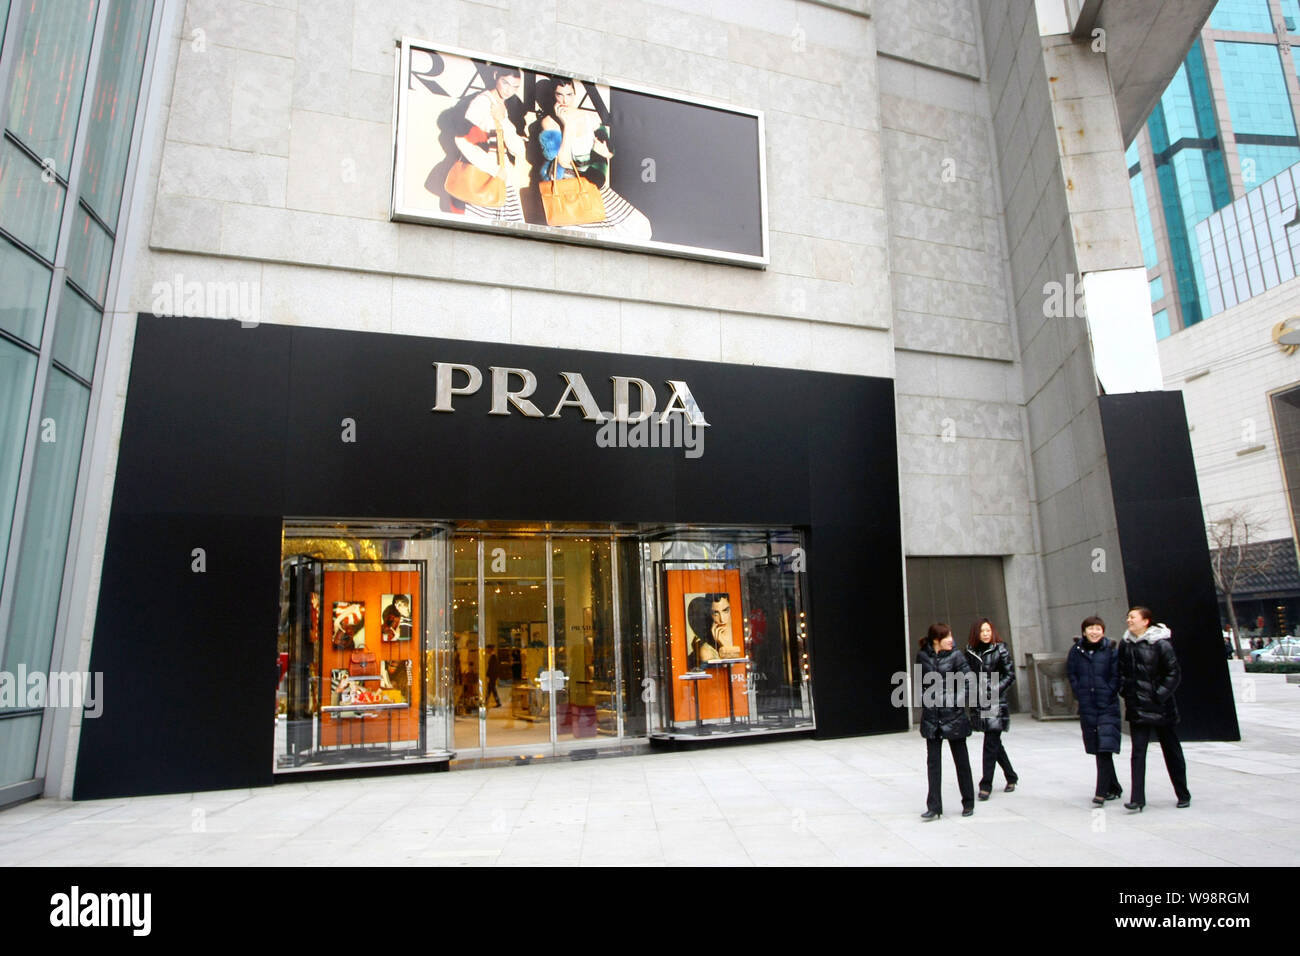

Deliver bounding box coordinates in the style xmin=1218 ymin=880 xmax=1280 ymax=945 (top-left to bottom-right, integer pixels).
xmin=539 ymin=163 xmax=606 ymax=226
xmin=444 ymin=123 xmax=506 ymax=207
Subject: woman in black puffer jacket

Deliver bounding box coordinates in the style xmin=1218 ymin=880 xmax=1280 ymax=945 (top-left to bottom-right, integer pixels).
xmin=965 ymin=619 xmax=1018 ymax=800
xmin=917 ymin=622 xmax=976 ymax=820
xmin=1118 ymin=606 xmax=1191 ymax=811
xmin=1067 ymin=615 xmax=1122 ymax=806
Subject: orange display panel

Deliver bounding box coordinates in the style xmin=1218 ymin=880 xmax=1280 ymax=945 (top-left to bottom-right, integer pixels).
xmin=321 ymin=569 xmax=421 ymax=746
xmin=664 ymin=569 xmax=748 ymax=722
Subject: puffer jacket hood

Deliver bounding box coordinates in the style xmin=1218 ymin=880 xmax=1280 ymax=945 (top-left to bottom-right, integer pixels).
xmin=1118 ymin=625 xmax=1181 ymax=726
xmin=1124 ymin=623 xmax=1172 ymax=643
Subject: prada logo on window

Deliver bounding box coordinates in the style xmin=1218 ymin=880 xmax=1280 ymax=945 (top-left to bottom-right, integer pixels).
xmin=432 ymin=362 xmax=708 ymax=425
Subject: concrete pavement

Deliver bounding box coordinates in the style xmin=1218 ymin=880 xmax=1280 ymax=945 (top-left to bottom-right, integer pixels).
xmin=2 ymin=671 xmax=1296 ymax=866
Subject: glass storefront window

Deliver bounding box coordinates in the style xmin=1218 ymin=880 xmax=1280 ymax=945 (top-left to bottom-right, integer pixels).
xmin=275 ymin=521 xmax=814 ymax=774
xmin=0 ymin=339 xmax=37 ymax=602
xmin=0 ymin=714 xmax=41 ymax=788
xmin=4 ymin=0 xmax=98 ymax=174
xmin=65 ymin=206 xmax=112 ymax=304
xmin=644 ymin=529 xmax=814 ymax=738
xmin=51 ymin=283 xmax=101 ymax=382
xmin=0 ymin=137 xmax=66 ymax=261
xmin=3 ymin=370 xmax=90 ymax=678
xmin=78 ymin=0 xmax=154 ymax=228
xmin=277 ymin=524 xmax=450 ymax=772
xmin=0 ymin=235 xmax=50 ymax=345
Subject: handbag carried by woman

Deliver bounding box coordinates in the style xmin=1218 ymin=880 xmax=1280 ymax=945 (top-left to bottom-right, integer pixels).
xmin=444 ymin=122 xmax=507 ymax=208
xmin=538 ymin=158 xmax=606 ymax=226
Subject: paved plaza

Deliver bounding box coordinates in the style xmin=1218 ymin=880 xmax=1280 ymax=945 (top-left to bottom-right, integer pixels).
xmin=3 ymin=672 xmax=1297 ymax=867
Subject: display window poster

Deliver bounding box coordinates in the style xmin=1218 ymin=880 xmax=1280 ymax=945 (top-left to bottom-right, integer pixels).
xmin=391 ymin=39 xmax=769 ymax=267
xmin=330 ymin=601 xmax=365 ymax=650
xmin=322 ymin=570 xmax=421 ymax=746
xmin=664 ymin=569 xmax=748 ymax=722
xmin=381 ymin=593 xmax=413 ymax=641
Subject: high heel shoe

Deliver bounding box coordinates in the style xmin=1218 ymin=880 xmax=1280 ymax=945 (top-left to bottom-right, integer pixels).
xmin=921 ymin=809 xmax=942 ymax=821
xmin=1176 ymin=796 xmax=1191 ymax=808
xmin=1004 ymin=781 xmax=1017 ymax=792
xmin=1091 ymin=795 xmax=1105 ymax=807
xmin=978 ymin=789 xmax=991 ymax=801
xmin=1124 ymin=801 xmax=1144 ymax=812
xmin=1106 ymin=789 xmax=1123 ymax=801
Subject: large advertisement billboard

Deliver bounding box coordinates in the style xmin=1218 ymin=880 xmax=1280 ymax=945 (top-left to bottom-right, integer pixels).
xmin=391 ymin=39 xmax=768 ymax=267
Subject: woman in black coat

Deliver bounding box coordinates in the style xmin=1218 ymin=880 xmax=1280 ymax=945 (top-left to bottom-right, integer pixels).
xmin=1067 ymin=615 xmax=1122 ymax=806
xmin=917 ymin=622 xmax=976 ymax=820
xmin=1118 ymin=606 xmax=1191 ymax=811
xmin=965 ymin=618 xmax=1018 ymax=800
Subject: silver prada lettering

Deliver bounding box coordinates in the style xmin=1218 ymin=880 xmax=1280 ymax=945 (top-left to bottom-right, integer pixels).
xmin=432 ymin=362 xmax=708 ymax=425
xmin=549 ymin=372 xmax=604 ymax=421
xmin=433 ymin=363 xmax=482 ymax=412
xmin=488 ymin=366 xmax=542 ymax=417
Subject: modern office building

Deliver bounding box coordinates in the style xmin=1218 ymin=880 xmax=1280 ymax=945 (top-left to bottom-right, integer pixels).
xmin=0 ymin=0 xmax=1227 ymax=806
xmin=1157 ymin=162 xmax=1300 ymax=636
xmin=1122 ymin=0 xmax=1300 ymax=635
xmin=1128 ymin=0 xmax=1300 ymax=339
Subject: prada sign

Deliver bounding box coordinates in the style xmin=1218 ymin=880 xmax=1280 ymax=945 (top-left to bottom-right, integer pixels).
xmin=433 ymin=362 xmax=709 ymax=425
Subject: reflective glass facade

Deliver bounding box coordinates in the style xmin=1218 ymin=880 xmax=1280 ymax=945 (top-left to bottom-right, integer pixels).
xmin=1209 ymin=0 xmax=1274 ymax=33
xmin=0 ymin=1 xmax=156 ymax=800
xmin=1130 ymin=6 xmax=1300 ymax=337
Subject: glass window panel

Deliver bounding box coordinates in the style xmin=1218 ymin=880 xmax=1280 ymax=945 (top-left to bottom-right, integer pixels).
xmin=1219 ymin=42 xmax=1297 ymax=137
xmin=1276 ymin=236 xmax=1296 ymax=281
xmin=80 ymin=0 xmax=153 ymax=228
xmin=0 ymin=236 xmax=50 ymax=345
xmin=4 ymin=0 xmax=98 ymax=173
xmin=4 ymin=0 xmax=97 ymax=174
xmin=66 ymin=205 xmax=112 ymax=303
xmin=0 ymin=137 xmax=66 ymax=260
xmin=3 ymin=370 xmax=90 ymax=678
xmin=1237 ymin=144 xmax=1300 ymax=189
xmin=1288 ymin=0 xmax=1300 ymax=32
xmin=0 ymin=0 xmax=8 ymax=51
xmin=0 ymin=338 xmax=38 ymax=601
xmin=1149 ymin=275 xmax=1164 ymax=302
xmin=52 ymin=283 xmax=101 ymax=381
xmin=1153 ymin=309 xmax=1172 ymax=340
xmin=1262 ymin=253 xmax=1281 ymax=287
xmin=0 ymin=715 xmax=41 ymax=787
xmin=1210 ymin=0 xmax=1274 ymax=32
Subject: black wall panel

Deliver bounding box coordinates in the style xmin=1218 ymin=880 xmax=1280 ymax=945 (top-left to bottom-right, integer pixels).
xmin=76 ymin=314 xmax=907 ymax=797
xmin=1100 ymin=392 xmax=1241 ymax=742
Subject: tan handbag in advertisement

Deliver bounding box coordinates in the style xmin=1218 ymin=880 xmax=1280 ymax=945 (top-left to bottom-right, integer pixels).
xmin=539 ymin=161 xmax=606 ymax=226
xmin=444 ymin=122 xmax=507 ymax=207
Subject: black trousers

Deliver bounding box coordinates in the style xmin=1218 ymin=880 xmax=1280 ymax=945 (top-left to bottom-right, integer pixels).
xmin=979 ymin=730 xmax=1017 ymax=791
xmin=926 ymin=737 xmax=974 ymax=813
xmin=1094 ymin=751 xmax=1120 ymax=798
xmin=1129 ymin=723 xmax=1190 ymax=804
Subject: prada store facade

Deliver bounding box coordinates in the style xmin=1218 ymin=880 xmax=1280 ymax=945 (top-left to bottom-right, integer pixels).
xmin=74 ymin=315 xmax=906 ymax=798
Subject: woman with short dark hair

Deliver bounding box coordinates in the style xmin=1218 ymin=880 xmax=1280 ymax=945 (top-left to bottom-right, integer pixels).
xmin=917 ymin=623 xmax=976 ymax=820
xmin=1118 ymin=606 xmax=1191 ymax=811
xmin=1068 ymin=615 xmax=1123 ymax=806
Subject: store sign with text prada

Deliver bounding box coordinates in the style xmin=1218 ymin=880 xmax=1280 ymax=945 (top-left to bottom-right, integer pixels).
xmin=433 ymin=362 xmax=709 ymax=426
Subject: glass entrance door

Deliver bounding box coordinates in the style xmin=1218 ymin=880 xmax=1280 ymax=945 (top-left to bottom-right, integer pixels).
xmin=482 ymin=536 xmax=552 ymax=753
xmin=452 ymin=531 xmax=622 ymax=760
